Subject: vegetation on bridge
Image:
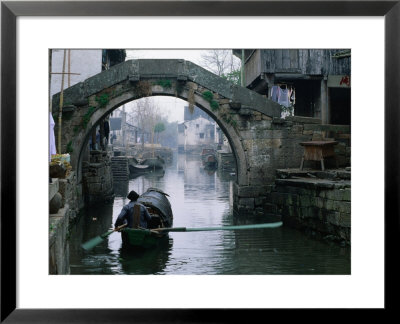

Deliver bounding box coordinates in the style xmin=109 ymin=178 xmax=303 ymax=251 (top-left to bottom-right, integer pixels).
xmin=202 ymin=91 xmax=219 ymax=112
xmin=95 ymin=93 xmax=110 ymax=108
xmin=155 ymin=79 xmax=172 ymax=89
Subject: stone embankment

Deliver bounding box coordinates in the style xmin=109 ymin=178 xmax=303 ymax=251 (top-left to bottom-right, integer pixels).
xmin=216 ymin=150 xmax=236 ymax=172
xmin=266 ymin=168 xmax=351 ymax=245
xmin=82 ymin=150 xmax=114 ymax=205
xmin=49 ymin=171 xmax=80 ymax=274
xmin=233 ymin=116 xmax=350 ymax=216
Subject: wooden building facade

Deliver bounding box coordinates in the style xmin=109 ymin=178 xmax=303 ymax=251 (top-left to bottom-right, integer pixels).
xmin=233 ymin=49 xmax=351 ymax=125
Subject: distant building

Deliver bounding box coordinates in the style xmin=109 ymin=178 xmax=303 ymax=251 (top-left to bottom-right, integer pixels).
xmin=178 ymin=115 xmax=216 ymax=153
xmin=184 ymin=105 xmax=214 ymax=122
xmin=233 ymin=49 xmax=351 ymax=125
xmin=110 ymin=110 xmax=145 ymax=147
xmin=180 ymin=105 xmax=230 ymax=153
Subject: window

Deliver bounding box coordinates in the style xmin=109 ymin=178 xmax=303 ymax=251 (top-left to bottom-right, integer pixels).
xmin=199 ymin=133 xmax=204 ymax=139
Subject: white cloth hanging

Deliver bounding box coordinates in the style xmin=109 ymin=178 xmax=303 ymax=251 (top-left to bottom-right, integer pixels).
xmin=270 ymin=85 xmax=280 ymax=102
xmin=278 ymin=88 xmax=290 ymax=107
xmin=49 ymin=112 xmax=56 ymax=161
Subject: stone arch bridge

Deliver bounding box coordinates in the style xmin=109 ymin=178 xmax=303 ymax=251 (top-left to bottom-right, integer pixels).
xmin=52 ymin=59 xmax=313 ymax=214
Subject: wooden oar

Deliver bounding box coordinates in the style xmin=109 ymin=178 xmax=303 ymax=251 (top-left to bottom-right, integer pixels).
xmin=81 ymin=224 xmax=127 ymax=251
xmin=152 ymin=221 xmax=283 ymax=233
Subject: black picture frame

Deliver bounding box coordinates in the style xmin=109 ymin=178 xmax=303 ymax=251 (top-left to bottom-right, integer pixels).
xmin=1 ymin=0 xmax=398 ymax=322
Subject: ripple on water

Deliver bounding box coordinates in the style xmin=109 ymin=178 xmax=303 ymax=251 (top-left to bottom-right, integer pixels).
xmin=69 ymin=154 xmax=350 ymax=275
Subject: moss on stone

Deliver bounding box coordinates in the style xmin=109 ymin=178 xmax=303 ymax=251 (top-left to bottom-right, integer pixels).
xmin=95 ymin=93 xmax=110 ymax=108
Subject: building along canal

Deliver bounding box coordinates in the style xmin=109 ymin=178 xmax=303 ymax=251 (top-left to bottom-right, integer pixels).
xmin=69 ymin=152 xmax=350 ymax=275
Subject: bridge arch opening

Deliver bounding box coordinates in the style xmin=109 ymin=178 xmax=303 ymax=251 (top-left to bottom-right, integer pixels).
xmin=75 ymin=94 xmax=241 ymax=187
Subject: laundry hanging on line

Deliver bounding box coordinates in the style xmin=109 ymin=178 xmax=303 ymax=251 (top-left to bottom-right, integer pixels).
xmin=270 ymin=85 xmax=295 ymax=108
xmin=49 ymin=112 xmax=56 ymax=161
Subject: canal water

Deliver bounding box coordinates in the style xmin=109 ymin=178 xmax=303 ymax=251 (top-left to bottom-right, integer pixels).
xmin=69 ymin=153 xmax=350 ymax=275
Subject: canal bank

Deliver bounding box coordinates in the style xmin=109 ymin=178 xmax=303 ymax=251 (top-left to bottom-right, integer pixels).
xmin=268 ymin=168 xmax=350 ymax=246
xmin=51 ymin=152 xmax=350 ymax=274
xmin=49 ymin=171 xmax=81 ymax=274
xmin=69 ymin=153 xmax=350 ymax=275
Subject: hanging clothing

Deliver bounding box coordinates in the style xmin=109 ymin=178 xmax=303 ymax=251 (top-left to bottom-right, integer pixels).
xmin=270 ymin=86 xmax=280 ymax=102
xmin=278 ymin=88 xmax=290 ymax=107
xmin=49 ymin=112 xmax=56 ymax=161
xmin=271 ymin=84 xmax=293 ymax=108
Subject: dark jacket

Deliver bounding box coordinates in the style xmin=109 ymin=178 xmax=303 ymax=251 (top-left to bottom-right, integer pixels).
xmin=114 ymin=200 xmax=152 ymax=229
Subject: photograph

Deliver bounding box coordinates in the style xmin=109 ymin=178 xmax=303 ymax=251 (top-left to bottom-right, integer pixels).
xmin=2 ymin=0 xmax=397 ymax=321
xmin=49 ymin=49 xmax=352 ymax=275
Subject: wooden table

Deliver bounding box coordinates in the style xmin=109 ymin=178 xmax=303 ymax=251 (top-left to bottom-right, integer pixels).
xmin=299 ymin=141 xmax=338 ymax=171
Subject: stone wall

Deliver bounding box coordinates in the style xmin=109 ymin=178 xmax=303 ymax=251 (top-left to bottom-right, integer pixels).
xmin=265 ymin=170 xmax=351 ymax=245
xmin=49 ymin=171 xmax=79 ymax=274
xmin=241 ymin=115 xmax=350 ymax=183
xmin=49 ymin=205 xmax=74 ymax=274
xmin=57 ymin=171 xmax=80 ymax=220
xmin=82 ymin=150 xmax=114 ymax=205
xmin=233 ymin=115 xmax=351 ymax=215
xmin=216 ymin=151 xmax=236 ymax=172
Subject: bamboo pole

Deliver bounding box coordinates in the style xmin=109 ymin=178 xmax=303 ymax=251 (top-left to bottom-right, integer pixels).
xmin=241 ymin=49 xmax=245 ymax=87
xmin=67 ymin=49 xmax=71 ymax=87
xmin=152 ymin=222 xmax=283 ymax=233
xmin=57 ymin=50 xmax=66 ymax=154
xmin=48 ymin=49 xmax=52 ymax=113
xmin=50 ymin=72 xmax=80 ymax=75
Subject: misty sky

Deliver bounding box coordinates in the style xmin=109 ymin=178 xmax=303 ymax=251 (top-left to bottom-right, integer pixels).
xmin=124 ymin=50 xmax=230 ymax=123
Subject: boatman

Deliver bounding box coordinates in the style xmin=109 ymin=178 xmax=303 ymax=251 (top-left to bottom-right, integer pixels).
xmin=114 ymin=190 xmax=152 ymax=230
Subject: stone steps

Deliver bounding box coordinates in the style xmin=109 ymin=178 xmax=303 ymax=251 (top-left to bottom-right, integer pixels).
xmin=111 ymin=157 xmax=129 ymax=181
xmin=276 ymin=168 xmax=351 ymax=181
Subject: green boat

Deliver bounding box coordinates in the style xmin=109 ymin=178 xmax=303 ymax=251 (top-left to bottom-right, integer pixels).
xmin=121 ymin=227 xmax=168 ymax=249
xmin=120 ymin=187 xmax=173 ymax=250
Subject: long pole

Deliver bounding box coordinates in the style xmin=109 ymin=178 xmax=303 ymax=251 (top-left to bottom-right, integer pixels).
xmin=57 ymin=50 xmax=66 ymax=154
xmin=153 ymin=222 xmax=283 ymax=233
xmin=48 ymin=49 xmax=52 ymax=113
xmin=241 ymin=49 xmax=245 ymax=87
xmin=67 ymin=49 xmax=71 ymax=87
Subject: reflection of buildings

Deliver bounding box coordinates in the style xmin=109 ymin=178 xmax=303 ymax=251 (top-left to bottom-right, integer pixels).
xmin=177 ymin=152 xmax=186 ymax=173
xmin=233 ymin=49 xmax=351 ymax=125
xmin=183 ymin=155 xmax=216 ymax=194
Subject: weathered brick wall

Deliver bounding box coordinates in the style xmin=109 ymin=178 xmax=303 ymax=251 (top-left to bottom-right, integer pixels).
xmin=49 ymin=171 xmax=79 ymax=274
xmin=266 ymin=176 xmax=351 ymax=245
xmin=57 ymin=171 xmax=79 ymax=221
xmin=82 ymin=151 xmax=114 ymax=205
xmin=232 ymin=182 xmax=274 ymax=215
xmin=233 ymin=115 xmax=351 ymax=215
xmin=49 ymin=205 xmax=74 ymax=274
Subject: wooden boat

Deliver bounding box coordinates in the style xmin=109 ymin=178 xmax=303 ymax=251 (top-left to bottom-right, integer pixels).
xmin=127 ymin=156 xmax=151 ymax=175
xmin=120 ymin=188 xmax=173 ymax=250
xmin=140 ymin=156 xmax=165 ymax=170
xmin=201 ymin=148 xmax=218 ymax=169
xmin=128 ymin=163 xmax=152 ymax=174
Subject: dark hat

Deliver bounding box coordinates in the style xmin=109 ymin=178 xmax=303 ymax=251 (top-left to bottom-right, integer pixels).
xmin=127 ymin=190 xmax=139 ymax=201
